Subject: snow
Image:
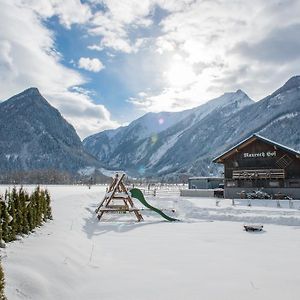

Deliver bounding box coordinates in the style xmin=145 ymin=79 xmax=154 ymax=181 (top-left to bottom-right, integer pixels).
xmin=148 ymin=131 xmax=183 ymax=167
xmin=260 ymin=112 xmax=299 ymax=132
xmin=132 ymin=140 xmax=148 ymax=164
xmin=78 ymin=166 xmax=95 ymax=176
xmin=158 ymin=164 xmax=172 ymax=173
xmin=129 ymin=111 xmax=191 ymax=140
xmin=99 ymin=168 xmax=117 ymax=177
xmin=1 ymin=185 xmax=300 ymax=300
xmin=5 ymin=154 xmax=18 ymax=160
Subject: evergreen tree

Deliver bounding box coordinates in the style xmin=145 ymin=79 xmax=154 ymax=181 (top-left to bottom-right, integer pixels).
xmin=45 ymin=189 xmax=53 ymax=220
xmin=7 ymin=196 xmax=17 ymax=242
xmin=0 ymin=198 xmax=3 ymax=247
xmin=0 ymin=262 xmax=6 ymax=300
xmin=40 ymin=189 xmax=46 ymax=222
xmin=32 ymin=188 xmax=40 ymax=227
xmin=14 ymin=187 xmax=23 ymax=235
xmin=1 ymin=202 xmax=10 ymax=244
xmin=21 ymin=190 xmax=30 ymax=235
xmin=0 ymin=186 xmax=53 ymax=241
xmin=27 ymin=200 xmax=35 ymax=232
xmin=36 ymin=187 xmax=43 ymax=226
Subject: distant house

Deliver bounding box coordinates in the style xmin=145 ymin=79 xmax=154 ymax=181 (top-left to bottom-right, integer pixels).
xmin=188 ymin=177 xmax=223 ymax=189
xmin=180 ymin=177 xmax=223 ymax=198
xmin=213 ymin=134 xmax=300 ymax=199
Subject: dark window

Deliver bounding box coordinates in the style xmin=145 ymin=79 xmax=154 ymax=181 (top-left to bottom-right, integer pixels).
xmin=288 ymin=180 xmax=300 ymax=188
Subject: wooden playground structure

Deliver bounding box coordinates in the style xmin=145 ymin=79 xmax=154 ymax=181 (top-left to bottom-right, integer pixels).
xmin=95 ymin=173 xmax=143 ymax=221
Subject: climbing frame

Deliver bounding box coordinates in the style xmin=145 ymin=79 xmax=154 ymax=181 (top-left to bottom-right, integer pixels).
xmin=95 ymin=173 xmax=143 ymax=222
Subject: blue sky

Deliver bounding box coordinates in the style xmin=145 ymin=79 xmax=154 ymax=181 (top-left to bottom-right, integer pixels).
xmin=0 ymin=0 xmax=300 ymax=138
xmin=46 ymin=15 xmax=138 ymax=122
xmin=45 ymin=5 xmax=170 ymax=123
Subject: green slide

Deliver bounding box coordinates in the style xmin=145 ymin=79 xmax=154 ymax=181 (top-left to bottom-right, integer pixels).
xmin=130 ymin=188 xmax=179 ymax=222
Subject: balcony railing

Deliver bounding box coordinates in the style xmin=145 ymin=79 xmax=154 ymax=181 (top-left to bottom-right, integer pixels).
xmin=232 ymin=169 xmax=285 ymax=179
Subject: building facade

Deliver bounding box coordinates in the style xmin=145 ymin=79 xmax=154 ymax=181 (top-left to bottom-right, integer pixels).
xmin=213 ymin=134 xmax=300 ymax=199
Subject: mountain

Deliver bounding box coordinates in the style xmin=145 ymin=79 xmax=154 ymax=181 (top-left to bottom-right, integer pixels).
xmin=165 ymin=76 xmax=300 ymax=178
xmin=83 ymin=89 xmax=254 ymax=177
xmin=0 ymin=88 xmax=101 ymax=174
xmin=3 ymin=76 xmax=298 ymax=181
xmin=82 ymin=108 xmax=193 ymax=164
xmin=84 ymin=76 xmax=300 ymax=179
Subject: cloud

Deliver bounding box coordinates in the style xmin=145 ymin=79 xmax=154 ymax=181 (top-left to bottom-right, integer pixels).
xmin=21 ymin=0 xmax=92 ymax=28
xmin=86 ymin=0 xmax=196 ymax=53
xmin=231 ymin=24 xmax=300 ymax=63
xmin=78 ymin=57 xmax=105 ymax=72
xmin=0 ymin=0 xmax=118 ymax=138
xmin=128 ymin=0 xmax=300 ymax=109
xmin=47 ymin=90 xmax=119 ymax=138
xmin=87 ymin=44 xmax=103 ymax=51
xmin=88 ymin=9 xmax=140 ymax=53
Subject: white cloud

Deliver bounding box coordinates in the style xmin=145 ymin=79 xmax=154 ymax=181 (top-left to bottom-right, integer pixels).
xmin=20 ymin=0 xmax=92 ymax=28
xmin=47 ymin=90 xmax=119 ymax=138
xmin=88 ymin=11 xmax=134 ymax=53
xmin=0 ymin=0 xmax=118 ymax=138
xmin=78 ymin=57 xmax=105 ymax=72
xmin=86 ymin=0 xmax=194 ymax=53
xmin=87 ymin=0 xmax=157 ymax=53
xmin=88 ymin=44 xmax=103 ymax=51
xmin=129 ymin=0 xmax=300 ymax=111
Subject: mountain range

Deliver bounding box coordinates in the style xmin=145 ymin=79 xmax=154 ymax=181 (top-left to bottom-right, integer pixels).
xmin=0 ymin=76 xmax=299 ymax=180
xmin=83 ymin=76 xmax=300 ymax=179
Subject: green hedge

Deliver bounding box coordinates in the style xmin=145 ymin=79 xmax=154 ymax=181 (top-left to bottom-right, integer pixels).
xmin=0 ymin=186 xmax=52 ymax=299
xmin=0 ymin=186 xmax=52 ymax=244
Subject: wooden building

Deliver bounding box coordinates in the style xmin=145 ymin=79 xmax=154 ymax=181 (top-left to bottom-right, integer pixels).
xmin=188 ymin=177 xmax=223 ymax=189
xmin=213 ymin=134 xmax=300 ymax=199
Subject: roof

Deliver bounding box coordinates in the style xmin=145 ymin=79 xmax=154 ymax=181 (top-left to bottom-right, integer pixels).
xmin=213 ymin=133 xmax=300 ymax=164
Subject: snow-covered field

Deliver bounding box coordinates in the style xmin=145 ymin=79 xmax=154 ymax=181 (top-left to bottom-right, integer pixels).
xmin=1 ymin=185 xmax=300 ymax=300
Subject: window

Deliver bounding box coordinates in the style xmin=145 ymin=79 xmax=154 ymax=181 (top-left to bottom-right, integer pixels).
xmin=226 ymin=180 xmax=236 ymax=187
xmin=288 ymin=180 xmax=300 ymax=188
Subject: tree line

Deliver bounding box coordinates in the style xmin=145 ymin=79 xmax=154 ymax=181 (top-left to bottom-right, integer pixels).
xmin=0 ymin=169 xmax=111 ymax=185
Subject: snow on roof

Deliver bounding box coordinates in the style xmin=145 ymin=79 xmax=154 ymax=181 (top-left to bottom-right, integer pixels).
xmin=213 ymin=133 xmax=300 ymax=163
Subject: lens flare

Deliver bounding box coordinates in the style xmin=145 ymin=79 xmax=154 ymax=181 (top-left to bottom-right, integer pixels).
xmin=158 ymin=118 xmax=164 ymax=125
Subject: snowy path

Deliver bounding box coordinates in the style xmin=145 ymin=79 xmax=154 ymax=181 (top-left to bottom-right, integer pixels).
xmin=1 ymin=185 xmax=300 ymax=300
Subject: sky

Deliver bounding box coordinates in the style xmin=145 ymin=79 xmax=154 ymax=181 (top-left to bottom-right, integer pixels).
xmin=0 ymin=0 xmax=300 ymax=138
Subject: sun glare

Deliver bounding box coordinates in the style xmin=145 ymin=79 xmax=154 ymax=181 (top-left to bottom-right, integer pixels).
xmin=165 ymin=58 xmax=196 ymax=88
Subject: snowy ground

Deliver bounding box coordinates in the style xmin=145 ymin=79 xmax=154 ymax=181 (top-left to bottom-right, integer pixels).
xmin=1 ymin=185 xmax=300 ymax=300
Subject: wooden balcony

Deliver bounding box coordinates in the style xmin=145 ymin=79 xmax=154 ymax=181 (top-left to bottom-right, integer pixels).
xmin=232 ymin=169 xmax=285 ymax=179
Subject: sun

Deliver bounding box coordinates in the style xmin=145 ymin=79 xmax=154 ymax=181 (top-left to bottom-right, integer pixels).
xmin=165 ymin=57 xmax=196 ymax=88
